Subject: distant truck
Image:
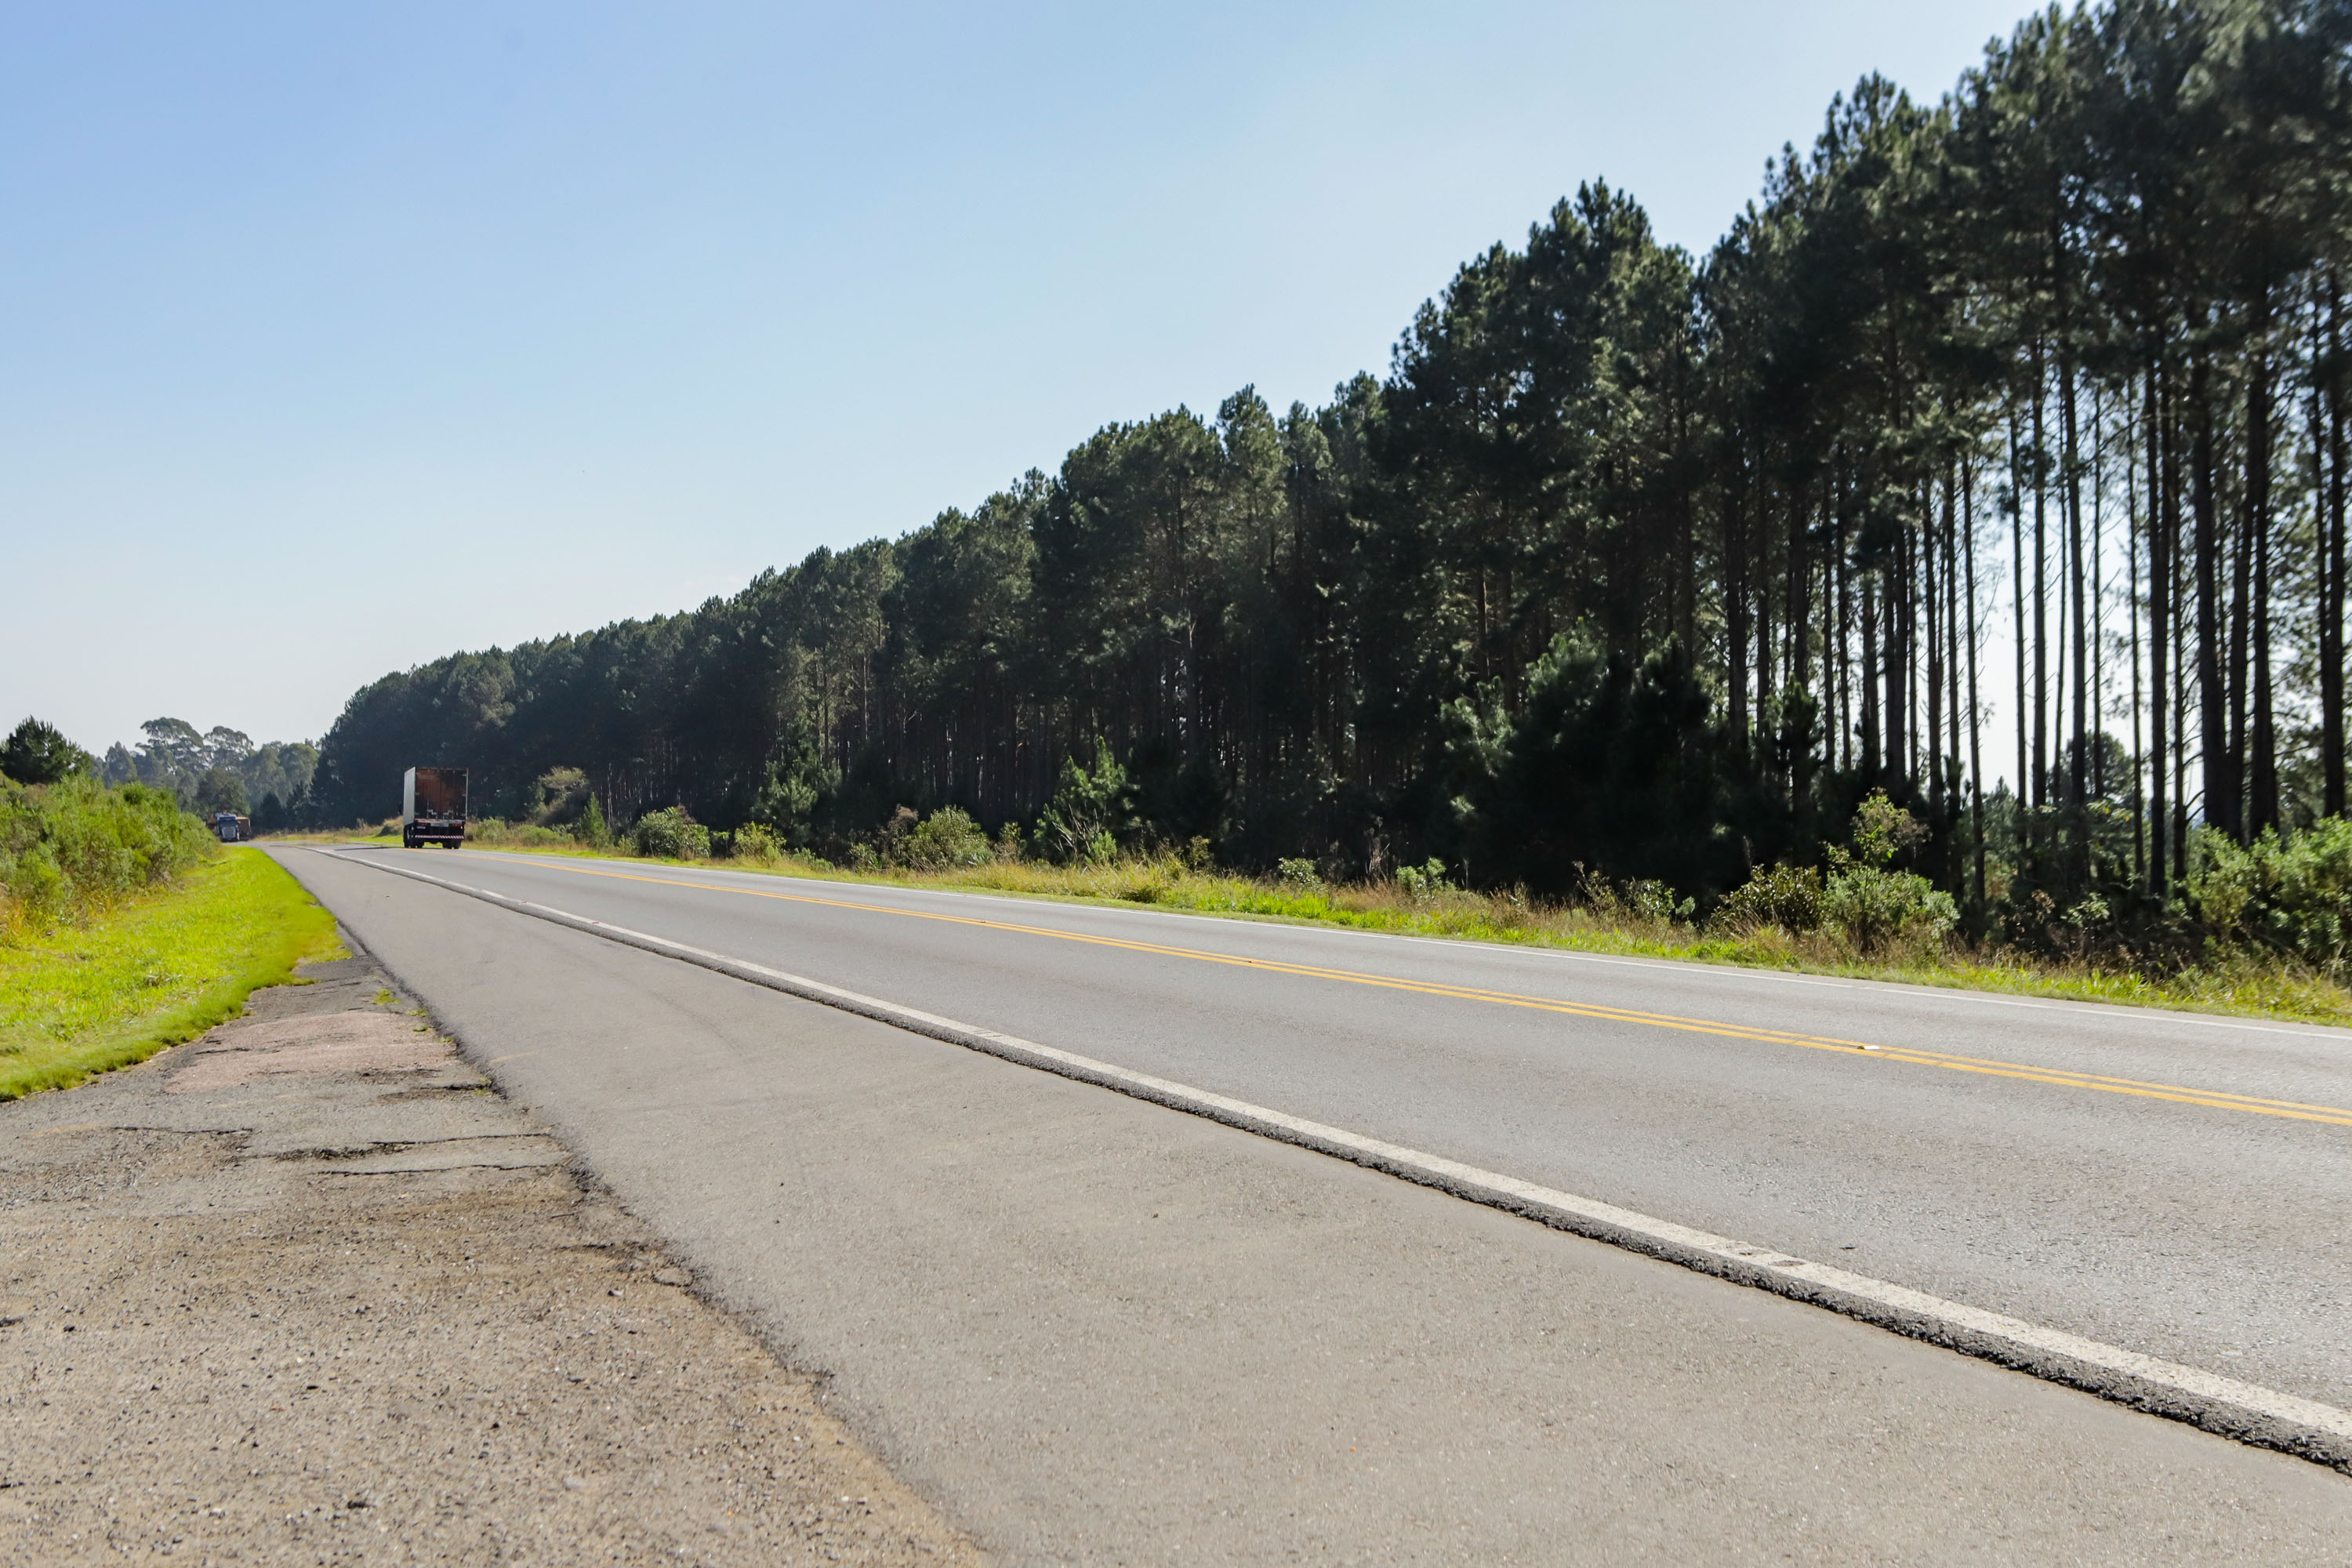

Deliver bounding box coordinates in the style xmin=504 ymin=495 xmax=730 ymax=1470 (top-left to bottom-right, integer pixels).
xmin=213 ymin=813 xmax=251 ymax=843
xmin=401 ymin=767 xmax=468 ymax=849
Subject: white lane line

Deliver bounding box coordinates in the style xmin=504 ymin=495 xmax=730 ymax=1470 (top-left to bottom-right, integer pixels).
xmin=387 ymin=847 xmax=2352 ymax=1040
xmin=321 ymin=846 xmax=2352 ymax=1471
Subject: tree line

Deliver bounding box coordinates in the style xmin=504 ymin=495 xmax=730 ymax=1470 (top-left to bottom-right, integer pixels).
xmin=308 ymin=0 xmax=2352 ymax=937
xmin=93 ymin=719 xmax=319 ymax=828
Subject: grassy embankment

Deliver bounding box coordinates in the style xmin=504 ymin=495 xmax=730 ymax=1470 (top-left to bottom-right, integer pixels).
xmin=437 ymin=826 xmax=2352 ymax=1027
xmin=1 ymin=847 xmax=343 ymax=1100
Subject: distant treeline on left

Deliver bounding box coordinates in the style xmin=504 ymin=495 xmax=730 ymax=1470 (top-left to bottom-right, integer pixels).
xmin=2 ymin=716 xmax=323 ymax=831
xmin=79 ymin=717 xmax=322 ymax=831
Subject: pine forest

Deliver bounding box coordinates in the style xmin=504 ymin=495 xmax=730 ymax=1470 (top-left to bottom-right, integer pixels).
xmin=307 ymin=0 xmax=2352 ymax=963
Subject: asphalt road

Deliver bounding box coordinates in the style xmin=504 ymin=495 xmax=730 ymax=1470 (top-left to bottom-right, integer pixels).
xmin=275 ymin=845 xmax=2352 ymax=1561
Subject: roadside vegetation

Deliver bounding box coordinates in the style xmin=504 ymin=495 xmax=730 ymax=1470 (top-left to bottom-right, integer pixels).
xmin=1 ymin=734 xmax=344 ymax=1098
xmin=448 ymin=780 xmax=2352 ymax=1027
xmin=0 ymin=848 xmax=343 ymax=1099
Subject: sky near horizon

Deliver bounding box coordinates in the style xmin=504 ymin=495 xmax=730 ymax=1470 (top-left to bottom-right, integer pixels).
xmin=5 ymin=1 xmax=2034 ymax=756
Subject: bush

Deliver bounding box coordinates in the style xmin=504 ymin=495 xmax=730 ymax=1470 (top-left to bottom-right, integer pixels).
xmin=1395 ymin=858 xmax=1454 ymax=899
xmin=2185 ymin=820 xmax=2352 ymax=975
xmin=1817 ymin=793 xmax=1951 ymax=957
xmin=631 ymin=806 xmax=710 ymax=860
xmin=891 ymin=807 xmax=990 ymax=869
xmin=1574 ymin=866 xmax=1693 ymax=925
xmin=1032 ymin=740 xmax=1137 ymax=864
xmin=1821 ymin=865 xmax=1956 ymax=957
xmin=1276 ymin=858 xmax=1323 ymax=891
xmin=0 ymin=775 xmax=216 ymax=935
xmin=1714 ymin=863 xmax=1824 ymax=933
xmin=576 ymin=793 xmax=612 ymax=848
xmin=730 ymin=822 xmax=782 ymax=862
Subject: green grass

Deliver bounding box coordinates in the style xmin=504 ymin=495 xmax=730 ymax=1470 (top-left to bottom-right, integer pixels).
xmin=440 ymin=835 xmax=2352 ymax=1028
xmin=0 ymin=847 xmax=346 ymax=1099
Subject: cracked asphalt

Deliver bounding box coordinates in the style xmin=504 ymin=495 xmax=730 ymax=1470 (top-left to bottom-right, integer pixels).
xmin=0 ymin=946 xmax=981 ymax=1567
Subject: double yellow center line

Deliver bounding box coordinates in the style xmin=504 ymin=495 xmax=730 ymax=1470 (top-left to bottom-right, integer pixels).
xmin=458 ymin=851 xmax=2352 ymax=1132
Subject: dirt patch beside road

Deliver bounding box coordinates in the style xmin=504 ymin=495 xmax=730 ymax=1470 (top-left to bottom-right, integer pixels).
xmin=0 ymin=948 xmax=982 ymax=1566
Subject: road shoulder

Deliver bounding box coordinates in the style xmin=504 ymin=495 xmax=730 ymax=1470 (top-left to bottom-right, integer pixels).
xmin=0 ymin=944 xmax=981 ymax=1566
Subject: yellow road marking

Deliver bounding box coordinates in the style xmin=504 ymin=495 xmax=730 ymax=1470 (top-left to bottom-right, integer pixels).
xmin=431 ymin=850 xmax=2352 ymax=1131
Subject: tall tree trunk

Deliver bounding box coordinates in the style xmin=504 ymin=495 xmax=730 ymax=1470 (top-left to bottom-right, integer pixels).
xmin=1788 ymin=477 xmax=1811 ymax=695
xmin=2063 ymin=342 xmax=2089 ymax=882
xmin=1929 ymin=476 xmax=1947 ymax=815
xmin=2192 ymin=349 xmax=2232 ymax=840
xmin=2227 ymin=423 xmax=2254 ymax=838
xmin=2247 ymin=296 xmax=2278 ymax=837
xmin=1965 ymin=449 xmax=1987 ymax=909
xmin=1727 ymin=463 xmax=1751 ymax=747
xmin=2172 ymin=384 xmax=2192 ymax=886
xmin=2033 ymin=350 xmax=2051 ymax=818
xmin=1881 ymin=542 xmax=1903 ymax=783
xmin=2329 ymin=274 xmax=2350 ymax=818
xmin=1947 ymin=462 xmax=1963 ymax=801
xmin=2010 ymin=405 xmax=2030 ymax=818
xmin=1837 ymin=474 xmax=1854 ymax=771
xmin=2091 ymin=383 xmax=2107 ymax=804
xmin=1904 ymin=522 xmax=1919 ymax=782
xmin=2152 ymin=361 xmax=2177 ymax=892
xmin=2129 ymin=376 xmax=2146 ymax=885
xmin=1863 ymin=573 xmax=1882 ymax=777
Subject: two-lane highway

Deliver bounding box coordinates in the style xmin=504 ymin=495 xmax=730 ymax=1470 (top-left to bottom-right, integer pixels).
xmin=321 ymin=844 xmax=2352 ymax=1414
xmin=278 ymin=843 xmax=2352 ymax=1563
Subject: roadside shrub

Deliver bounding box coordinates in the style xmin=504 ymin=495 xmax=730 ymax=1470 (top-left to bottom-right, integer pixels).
xmin=2185 ymin=820 xmax=2352 ymax=975
xmin=891 ymin=807 xmax=990 ymax=869
xmin=1817 ymin=793 xmax=1952 ymax=958
xmin=1032 ymin=740 xmax=1137 ymax=864
xmin=730 ymin=823 xmax=782 ymax=862
xmin=0 ymin=775 xmax=216 ymax=935
xmin=1713 ymin=863 xmax=1824 ymax=933
xmin=631 ymin=806 xmax=710 ymax=860
xmin=1276 ymin=858 xmax=1323 ymax=891
xmin=575 ymin=793 xmax=612 ymax=849
xmin=6 ymin=842 xmax=67 ymax=925
xmin=1573 ymin=866 xmax=1693 ymax=925
xmin=1395 ymin=858 xmax=1454 ymax=900
xmin=1820 ymin=865 xmax=1956 ymax=957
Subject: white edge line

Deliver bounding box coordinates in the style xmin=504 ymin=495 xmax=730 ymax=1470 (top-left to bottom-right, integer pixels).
xmin=317 ymin=845 xmax=2352 ymax=1471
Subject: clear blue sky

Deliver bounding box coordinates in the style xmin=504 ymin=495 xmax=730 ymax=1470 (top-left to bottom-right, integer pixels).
xmin=4 ymin=1 xmax=2033 ymax=753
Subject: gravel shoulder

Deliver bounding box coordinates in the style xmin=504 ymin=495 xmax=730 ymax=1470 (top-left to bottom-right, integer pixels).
xmin=0 ymin=943 xmax=981 ymax=1566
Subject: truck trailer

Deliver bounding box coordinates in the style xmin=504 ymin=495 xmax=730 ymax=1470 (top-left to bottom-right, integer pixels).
xmin=401 ymin=767 xmax=468 ymax=848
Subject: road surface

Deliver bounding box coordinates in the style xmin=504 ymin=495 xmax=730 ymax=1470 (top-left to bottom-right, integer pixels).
xmin=274 ymin=844 xmax=2352 ymax=1563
